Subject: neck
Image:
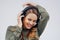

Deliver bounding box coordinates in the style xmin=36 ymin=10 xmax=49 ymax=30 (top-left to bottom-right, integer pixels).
xmin=22 ymin=25 xmax=30 ymax=31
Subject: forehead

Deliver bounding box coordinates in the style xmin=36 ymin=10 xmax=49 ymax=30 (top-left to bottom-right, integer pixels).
xmin=25 ymin=13 xmax=37 ymax=20
xmin=26 ymin=9 xmax=37 ymax=14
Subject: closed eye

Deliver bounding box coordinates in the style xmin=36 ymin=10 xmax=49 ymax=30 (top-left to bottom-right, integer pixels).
xmin=28 ymin=18 xmax=37 ymax=23
xmin=33 ymin=20 xmax=37 ymax=23
xmin=28 ymin=18 xmax=32 ymax=21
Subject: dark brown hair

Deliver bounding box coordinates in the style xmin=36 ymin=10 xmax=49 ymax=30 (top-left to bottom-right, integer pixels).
xmin=21 ymin=6 xmax=40 ymax=27
xmin=21 ymin=6 xmax=40 ymax=39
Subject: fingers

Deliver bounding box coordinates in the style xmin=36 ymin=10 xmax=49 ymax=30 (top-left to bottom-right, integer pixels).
xmin=17 ymin=12 xmax=24 ymax=19
xmin=17 ymin=12 xmax=24 ymax=22
xmin=17 ymin=12 xmax=24 ymax=27
xmin=20 ymin=15 xmax=24 ymax=17
xmin=23 ymin=2 xmax=30 ymax=7
xmin=23 ymin=2 xmax=37 ymax=7
xmin=17 ymin=12 xmax=23 ymax=17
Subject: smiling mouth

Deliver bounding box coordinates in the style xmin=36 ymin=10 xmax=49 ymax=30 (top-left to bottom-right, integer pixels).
xmin=27 ymin=24 xmax=32 ymax=27
xmin=28 ymin=25 xmax=32 ymax=27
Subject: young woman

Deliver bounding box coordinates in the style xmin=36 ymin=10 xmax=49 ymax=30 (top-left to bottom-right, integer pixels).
xmin=5 ymin=3 xmax=49 ymax=40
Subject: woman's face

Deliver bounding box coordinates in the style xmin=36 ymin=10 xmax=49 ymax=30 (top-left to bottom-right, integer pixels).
xmin=23 ymin=13 xmax=37 ymax=29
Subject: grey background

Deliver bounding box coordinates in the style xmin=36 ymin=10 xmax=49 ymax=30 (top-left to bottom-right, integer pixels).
xmin=0 ymin=0 xmax=60 ymax=40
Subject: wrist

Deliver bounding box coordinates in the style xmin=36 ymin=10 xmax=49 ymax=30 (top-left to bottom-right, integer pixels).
xmin=17 ymin=24 xmax=22 ymax=28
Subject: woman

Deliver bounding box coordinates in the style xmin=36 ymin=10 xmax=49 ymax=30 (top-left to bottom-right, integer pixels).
xmin=5 ymin=3 xmax=49 ymax=40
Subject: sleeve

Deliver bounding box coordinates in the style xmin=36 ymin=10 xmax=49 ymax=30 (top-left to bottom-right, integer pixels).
xmin=5 ymin=26 xmax=15 ymax=40
xmin=36 ymin=5 xmax=49 ymax=36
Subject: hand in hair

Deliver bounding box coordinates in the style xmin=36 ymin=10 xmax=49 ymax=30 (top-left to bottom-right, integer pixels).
xmin=23 ymin=2 xmax=37 ymax=7
xmin=17 ymin=12 xmax=24 ymax=28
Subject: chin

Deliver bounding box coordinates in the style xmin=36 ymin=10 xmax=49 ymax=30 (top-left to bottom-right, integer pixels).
xmin=26 ymin=27 xmax=32 ymax=29
xmin=26 ymin=28 xmax=31 ymax=29
xmin=25 ymin=25 xmax=33 ymax=29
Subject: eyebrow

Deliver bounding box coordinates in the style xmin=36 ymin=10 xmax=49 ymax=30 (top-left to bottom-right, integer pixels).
xmin=28 ymin=18 xmax=37 ymax=21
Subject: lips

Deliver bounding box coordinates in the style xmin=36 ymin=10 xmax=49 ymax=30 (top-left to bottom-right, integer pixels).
xmin=27 ymin=24 xmax=32 ymax=27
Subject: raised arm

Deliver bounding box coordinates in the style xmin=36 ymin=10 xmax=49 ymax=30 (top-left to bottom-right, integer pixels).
xmin=36 ymin=5 xmax=49 ymax=36
xmin=23 ymin=2 xmax=49 ymax=36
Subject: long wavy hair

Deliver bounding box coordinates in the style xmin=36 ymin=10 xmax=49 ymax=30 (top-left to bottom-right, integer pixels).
xmin=21 ymin=6 xmax=40 ymax=40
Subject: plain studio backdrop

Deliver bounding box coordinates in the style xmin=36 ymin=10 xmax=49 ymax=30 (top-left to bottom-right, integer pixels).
xmin=0 ymin=0 xmax=60 ymax=40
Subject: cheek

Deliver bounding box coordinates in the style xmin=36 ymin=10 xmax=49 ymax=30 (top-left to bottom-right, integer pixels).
xmin=23 ymin=18 xmax=29 ymax=26
xmin=25 ymin=19 xmax=30 ymax=25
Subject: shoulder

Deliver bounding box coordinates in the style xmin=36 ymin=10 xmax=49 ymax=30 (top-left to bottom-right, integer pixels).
xmin=7 ymin=25 xmax=17 ymax=32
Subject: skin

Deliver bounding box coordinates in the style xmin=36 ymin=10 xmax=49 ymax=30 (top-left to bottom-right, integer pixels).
xmin=23 ymin=13 xmax=37 ymax=29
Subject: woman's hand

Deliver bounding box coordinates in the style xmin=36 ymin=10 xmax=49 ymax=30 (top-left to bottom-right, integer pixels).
xmin=23 ymin=2 xmax=37 ymax=7
xmin=17 ymin=12 xmax=24 ymax=28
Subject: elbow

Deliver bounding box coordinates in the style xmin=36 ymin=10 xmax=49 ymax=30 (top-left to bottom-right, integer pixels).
xmin=44 ymin=12 xmax=50 ymax=21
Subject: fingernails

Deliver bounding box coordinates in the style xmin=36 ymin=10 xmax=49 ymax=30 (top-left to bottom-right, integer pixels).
xmin=21 ymin=15 xmax=24 ymax=17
